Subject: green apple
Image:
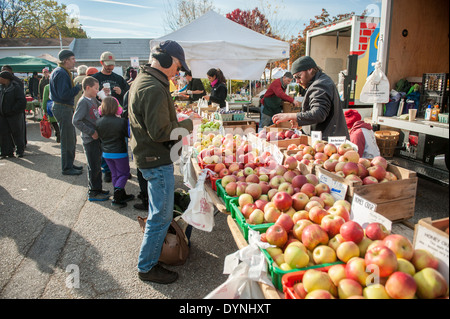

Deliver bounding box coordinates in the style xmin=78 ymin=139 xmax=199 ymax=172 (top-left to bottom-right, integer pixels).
xmin=363 ymin=284 xmax=391 ymax=299
xmin=413 ymin=267 xmax=448 ymax=299
xmin=302 ymin=269 xmax=337 ymax=297
xmin=284 ymin=245 xmax=309 ymax=269
xmin=397 ymin=258 xmax=416 ymax=276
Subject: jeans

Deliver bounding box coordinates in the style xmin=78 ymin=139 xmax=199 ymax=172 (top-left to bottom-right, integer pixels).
xmin=137 ymin=164 xmax=175 ymax=273
xmin=51 ymin=103 xmax=77 ymax=172
xmin=82 ymin=139 xmax=103 ymax=193
xmin=260 ymin=112 xmax=274 ymax=128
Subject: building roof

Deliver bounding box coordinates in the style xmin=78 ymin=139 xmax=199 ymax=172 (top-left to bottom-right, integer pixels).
xmin=71 ymin=38 xmax=152 ymax=62
xmin=0 ymin=38 xmax=74 ymax=47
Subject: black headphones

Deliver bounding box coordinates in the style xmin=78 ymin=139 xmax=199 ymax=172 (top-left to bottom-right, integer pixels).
xmin=152 ymin=48 xmax=173 ymax=69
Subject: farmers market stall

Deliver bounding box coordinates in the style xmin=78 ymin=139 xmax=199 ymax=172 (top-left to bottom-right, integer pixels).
xmin=179 ymin=104 xmax=448 ymax=299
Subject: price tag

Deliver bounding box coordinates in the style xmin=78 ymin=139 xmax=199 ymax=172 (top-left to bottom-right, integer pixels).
xmin=350 ymin=194 xmax=392 ymax=231
xmin=328 ymin=136 xmax=347 ymax=147
xmin=311 ymin=131 xmax=322 ymax=144
xmin=317 ymin=170 xmax=348 ymax=201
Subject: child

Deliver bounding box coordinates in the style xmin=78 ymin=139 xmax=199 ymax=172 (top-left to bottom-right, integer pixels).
xmin=96 ymin=96 xmax=134 ymax=208
xmin=72 ymin=76 xmax=109 ymax=201
xmin=344 ymin=109 xmax=380 ymax=159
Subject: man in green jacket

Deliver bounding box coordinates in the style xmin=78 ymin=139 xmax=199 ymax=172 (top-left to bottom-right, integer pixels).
xmin=129 ymin=40 xmax=199 ymax=284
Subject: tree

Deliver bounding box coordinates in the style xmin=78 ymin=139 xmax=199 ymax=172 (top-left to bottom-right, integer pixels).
xmin=164 ymin=0 xmax=215 ymax=32
xmin=0 ymin=0 xmax=87 ymax=38
xmin=226 ymin=8 xmax=272 ymax=36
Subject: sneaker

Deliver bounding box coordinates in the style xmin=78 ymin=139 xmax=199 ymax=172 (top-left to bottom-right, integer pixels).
xmin=133 ymin=202 xmax=148 ymax=211
xmin=138 ymin=263 xmax=178 ymax=284
xmin=73 ymin=165 xmax=83 ymax=170
xmin=88 ymin=191 xmax=110 ymax=202
xmin=103 ymin=171 xmax=112 ymax=183
xmin=62 ymin=168 xmax=83 ymax=176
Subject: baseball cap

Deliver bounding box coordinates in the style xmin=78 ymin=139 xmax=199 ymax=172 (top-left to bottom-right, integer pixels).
xmin=154 ymin=40 xmax=190 ymax=72
xmin=100 ymin=51 xmax=116 ymax=66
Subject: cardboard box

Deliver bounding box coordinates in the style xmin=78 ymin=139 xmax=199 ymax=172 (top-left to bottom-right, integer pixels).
xmin=315 ymin=164 xmax=418 ymax=221
xmin=413 ymin=218 xmax=449 ymax=285
xmin=282 ymin=101 xmax=301 ymax=113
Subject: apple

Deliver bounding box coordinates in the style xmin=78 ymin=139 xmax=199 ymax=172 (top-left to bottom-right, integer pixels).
xmin=365 ymin=245 xmax=398 ymax=277
xmin=291 ymin=174 xmax=307 ymax=190
xmin=264 ymin=206 xmax=281 ymax=223
xmin=292 ymin=219 xmax=313 ymax=241
xmin=238 ymin=193 xmax=254 ymax=207
xmin=338 ymin=278 xmax=363 ymax=299
xmin=304 ymin=289 xmax=335 ymax=299
xmin=371 ymin=156 xmax=388 ymax=169
xmin=221 ymin=175 xmax=236 ymax=188
xmin=291 ymin=192 xmax=309 ymax=211
xmin=258 ymin=181 xmax=270 ymax=195
xmin=314 ymin=183 xmax=330 ymax=196
xmin=293 ymin=283 xmax=308 ymax=299
xmin=365 ymin=222 xmax=390 ymax=241
xmin=342 ymin=150 xmax=360 ymax=163
xmin=275 ymin=213 xmax=295 ymax=232
xmin=363 ymin=284 xmax=391 ymax=299
xmin=327 ymin=206 xmax=350 ymax=224
xmin=340 ymin=221 xmax=364 ymax=244
xmin=385 ymin=271 xmax=417 ymax=299
xmin=323 ymin=159 xmax=339 ymax=172
xmin=357 ymin=236 xmax=373 ymax=257
xmin=265 ymin=224 xmax=288 ymax=248
xmin=397 ymin=258 xmax=416 ymax=276
xmin=324 ymin=143 xmax=338 ymax=156
xmin=292 ymin=210 xmax=309 ymax=223
xmin=336 ymin=241 xmax=360 ymax=263
xmin=345 ymin=257 xmax=370 ymax=287
xmin=333 ymin=199 xmax=351 ymax=213
xmin=344 ymin=174 xmax=363 ymax=184
xmin=301 ymin=224 xmax=329 ymax=251
xmin=300 ymin=183 xmax=316 ymax=198
xmin=269 ymin=175 xmax=285 ymax=189
xmin=384 ymin=171 xmax=398 ymax=181
xmin=236 ymin=182 xmax=247 ymax=196
xmin=272 ymin=192 xmax=293 ymax=212
xmin=338 ymin=143 xmax=353 ymax=155
xmin=245 ymin=173 xmax=260 ymax=184
xmin=254 ymin=199 xmax=268 ymax=211
xmin=278 ymin=263 xmax=292 ymax=271
xmin=248 ymin=208 xmax=264 ymax=224
xmin=278 ymin=182 xmax=294 ymax=195
xmin=225 ymin=182 xmax=237 ymax=196
xmin=243 ymin=166 xmax=254 ymax=176
xmin=383 ymin=234 xmax=414 ymax=261
xmin=302 ymin=145 xmax=315 ymax=156
xmin=284 ymin=245 xmax=310 ymax=269
xmin=314 ymin=142 xmax=326 ymax=153
xmin=413 ymin=267 xmax=448 ymax=299
xmin=308 ymin=206 xmax=329 ymax=224
xmin=328 ymin=234 xmax=345 ymax=251
xmin=363 ymin=176 xmax=379 ymax=185
xmin=320 ymin=214 xmax=345 ymax=238
xmin=214 ymin=163 xmax=226 ymax=174
xmin=240 ymin=203 xmax=256 ymax=219
xmin=284 ymin=156 xmax=298 ymax=170
xmin=283 ymin=170 xmax=297 ymax=183
xmin=228 ymin=163 xmax=240 ymax=173
xmin=312 ymin=245 xmax=337 ymax=264
xmin=245 ymin=183 xmax=262 ymax=201
xmin=368 ymin=165 xmax=387 ymax=181
xmin=302 ymin=269 xmax=337 ymax=297
xmin=305 ymin=174 xmax=319 ymax=186
xmin=410 ymin=249 xmax=439 ymax=271
xmin=357 ymin=163 xmax=369 ymax=178
xmin=328 ymin=264 xmax=346 ymax=286
xmin=319 ymin=192 xmax=335 ymax=208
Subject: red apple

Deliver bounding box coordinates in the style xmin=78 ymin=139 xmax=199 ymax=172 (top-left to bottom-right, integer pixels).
xmin=345 ymin=257 xmax=370 ymax=287
xmin=293 ymin=219 xmax=313 ymax=241
xmin=272 ymin=191 xmax=293 ymax=212
xmin=278 ymin=182 xmax=294 ymax=195
xmin=264 ymin=206 xmax=281 ymax=223
xmin=385 ymin=272 xmax=417 ymax=299
xmin=315 ymin=183 xmax=330 ymax=195
xmin=338 ymin=143 xmax=353 ymax=155
xmin=305 ymin=174 xmax=319 ymax=186
xmin=410 ymin=249 xmax=439 ymax=271
xmin=323 ymin=159 xmax=338 ymax=172
xmin=283 ymin=170 xmax=297 ymax=183
xmin=225 ymin=182 xmax=237 ymax=196
xmin=291 ymin=174 xmax=307 ymax=189
xmin=368 ymin=165 xmax=387 ymax=181
xmin=308 ymin=206 xmax=329 ymax=224
xmin=319 ymin=192 xmax=335 ymax=207
xmin=275 ymin=213 xmax=295 ymax=232
xmin=342 ymin=162 xmax=359 ymax=176
xmin=338 ymin=278 xmax=363 ymax=299
xmin=258 ymin=181 xmax=270 ymax=194
xmin=342 ymin=150 xmax=360 ymax=163
xmin=241 ymin=203 xmax=256 ymax=219
xmin=292 ymin=210 xmax=309 ymax=223
xmin=300 ymin=183 xmax=316 ymax=198
xmin=363 ymin=176 xmax=379 ymax=185
xmin=245 ymin=173 xmax=260 ymax=184
xmin=321 ymin=214 xmax=345 ymax=238
xmin=365 ymin=222 xmax=390 ymax=240
xmin=265 ymin=224 xmax=288 ymax=248
xmin=357 ymin=163 xmax=369 ymax=178
xmin=301 ymin=224 xmax=329 ymax=251
xmin=284 ymin=156 xmax=298 ymax=170
xmin=340 ymin=221 xmax=364 ymax=244
xmin=359 ymin=158 xmax=371 ymax=168
xmin=291 ymin=192 xmax=309 ymax=211
xmin=254 ymin=199 xmax=268 ymax=211
xmin=245 ymin=183 xmax=262 ymax=200
xmin=371 ymin=156 xmax=388 ymax=169
xmin=327 ymin=205 xmax=350 ymax=222
xmin=383 ymin=234 xmax=414 ymax=261
xmin=365 ymin=245 xmax=398 ymax=277
xmin=323 ymin=143 xmax=337 ymax=156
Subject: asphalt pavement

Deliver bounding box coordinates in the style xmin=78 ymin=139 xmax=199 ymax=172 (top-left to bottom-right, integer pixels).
xmin=0 ymin=117 xmax=448 ymax=299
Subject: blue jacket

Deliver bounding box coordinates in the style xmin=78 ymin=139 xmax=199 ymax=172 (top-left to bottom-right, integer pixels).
xmin=49 ymin=66 xmax=81 ymax=106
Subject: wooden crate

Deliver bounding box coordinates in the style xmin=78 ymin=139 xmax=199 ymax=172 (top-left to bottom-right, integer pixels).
xmin=264 ymin=126 xmax=309 ymax=148
xmin=315 ymin=165 xmax=418 ymax=221
xmin=282 ymin=101 xmax=301 ymax=113
xmin=220 ymin=120 xmax=257 ymax=135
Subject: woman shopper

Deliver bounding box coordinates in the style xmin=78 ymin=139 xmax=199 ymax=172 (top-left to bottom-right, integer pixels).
xmin=204 ymin=68 xmax=227 ymax=108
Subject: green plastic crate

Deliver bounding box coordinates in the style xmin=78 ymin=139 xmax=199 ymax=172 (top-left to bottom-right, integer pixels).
xmin=216 ymin=179 xmax=238 ymax=212
xmin=233 ymin=113 xmax=245 ymax=121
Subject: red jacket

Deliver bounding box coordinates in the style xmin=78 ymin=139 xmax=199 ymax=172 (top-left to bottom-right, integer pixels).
xmin=261 ymin=78 xmax=294 ymax=105
xmin=349 ymin=120 xmax=376 ymax=157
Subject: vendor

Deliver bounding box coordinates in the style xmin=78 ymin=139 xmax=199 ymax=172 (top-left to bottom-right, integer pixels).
xmin=345 ymin=109 xmax=380 ymax=158
xmin=180 ymin=70 xmax=206 ymax=103
xmin=260 ymin=72 xmax=300 ymax=128
xmin=272 ymin=56 xmax=349 ymax=140
xmin=203 ymin=68 xmax=227 ymax=108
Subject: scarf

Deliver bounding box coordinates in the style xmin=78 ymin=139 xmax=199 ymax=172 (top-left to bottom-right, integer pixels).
xmin=211 ymin=78 xmax=218 ymax=87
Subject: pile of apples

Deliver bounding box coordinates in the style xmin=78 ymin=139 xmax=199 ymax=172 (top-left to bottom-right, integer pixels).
xmin=256 ymin=128 xmax=302 ymax=142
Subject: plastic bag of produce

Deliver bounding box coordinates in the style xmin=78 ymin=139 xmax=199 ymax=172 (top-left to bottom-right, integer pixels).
xmin=360 ymin=62 xmax=390 ymax=104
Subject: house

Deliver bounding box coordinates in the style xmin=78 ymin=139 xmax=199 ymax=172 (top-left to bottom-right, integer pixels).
xmin=0 ymin=38 xmax=74 ymax=61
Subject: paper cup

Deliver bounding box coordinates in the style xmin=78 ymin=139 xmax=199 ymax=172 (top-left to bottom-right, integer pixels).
xmin=103 ymin=83 xmax=110 ymax=89
xmin=409 ymin=109 xmax=417 ymax=121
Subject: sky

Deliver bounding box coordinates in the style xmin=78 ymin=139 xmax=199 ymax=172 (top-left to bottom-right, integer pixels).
xmin=59 ymin=0 xmax=382 ymax=39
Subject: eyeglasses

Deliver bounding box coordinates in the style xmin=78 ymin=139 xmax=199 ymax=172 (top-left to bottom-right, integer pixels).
xmin=293 ymin=73 xmax=303 ymax=80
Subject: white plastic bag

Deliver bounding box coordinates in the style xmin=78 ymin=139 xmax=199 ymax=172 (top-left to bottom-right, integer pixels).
xmin=204 ymin=229 xmax=274 ymax=299
xmin=360 ymin=62 xmax=390 ymax=103
xmin=179 ymin=145 xmax=196 ymax=189
xmin=181 ymin=169 xmax=215 ymax=232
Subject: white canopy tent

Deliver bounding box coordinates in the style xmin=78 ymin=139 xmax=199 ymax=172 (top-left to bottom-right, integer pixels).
xmin=261 ymin=67 xmax=289 ymax=80
xmin=150 ymin=10 xmax=290 ymax=81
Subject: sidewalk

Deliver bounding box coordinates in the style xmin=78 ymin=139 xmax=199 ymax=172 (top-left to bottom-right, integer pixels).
xmin=0 ymin=121 xmax=236 ymax=299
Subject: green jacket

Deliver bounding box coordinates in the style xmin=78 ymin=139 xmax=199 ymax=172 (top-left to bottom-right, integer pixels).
xmin=128 ymin=65 xmax=193 ymax=169
xmin=41 ymin=84 xmax=57 ymax=123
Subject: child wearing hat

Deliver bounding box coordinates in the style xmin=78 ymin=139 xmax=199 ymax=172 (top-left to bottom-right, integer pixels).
xmin=345 ymin=109 xmax=380 ymax=159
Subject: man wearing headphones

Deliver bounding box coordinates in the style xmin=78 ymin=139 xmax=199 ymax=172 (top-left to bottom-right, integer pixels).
xmin=128 ymin=40 xmax=200 ymax=284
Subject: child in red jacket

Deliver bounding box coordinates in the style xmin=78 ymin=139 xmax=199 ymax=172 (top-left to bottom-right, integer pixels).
xmin=345 ymin=109 xmax=380 ymax=159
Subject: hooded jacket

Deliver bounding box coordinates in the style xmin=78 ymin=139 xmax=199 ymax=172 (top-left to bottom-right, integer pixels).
xmin=349 ymin=120 xmax=380 ymax=158
xmin=0 ymin=80 xmax=26 ymax=117
xmin=128 ymin=65 xmax=193 ymax=169
xmin=296 ymin=70 xmax=349 ymax=140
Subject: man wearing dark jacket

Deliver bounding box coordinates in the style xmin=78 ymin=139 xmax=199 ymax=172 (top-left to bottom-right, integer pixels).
xmin=129 ymin=40 xmax=199 ymax=284
xmin=0 ymin=71 xmax=27 ymax=158
xmin=272 ymin=56 xmax=349 ymax=139
xmin=49 ymin=49 xmax=83 ymax=175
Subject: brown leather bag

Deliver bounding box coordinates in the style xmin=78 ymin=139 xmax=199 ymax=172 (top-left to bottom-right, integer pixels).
xmin=137 ymin=212 xmax=190 ymax=266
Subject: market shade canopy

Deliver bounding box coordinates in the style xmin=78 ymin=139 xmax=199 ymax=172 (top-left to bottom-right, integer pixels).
xmin=150 ymin=10 xmax=290 ymax=81
xmin=0 ymin=55 xmax=58 ymax=73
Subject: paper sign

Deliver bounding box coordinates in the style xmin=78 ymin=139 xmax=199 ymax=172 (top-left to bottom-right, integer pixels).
xmin=268 ymin=143 xmax=284 ymax=165
xmin=310 ymin=131 xmax=322 ymax=145
xmin=414 ymin=224 xmax=449 ymax=284
xmin=350 ymin=194 xmax=392 ymax=231
xmin=130 ymin=57 xmax=139 ymax=68
xmin=328 ymin=136 xmax=347 ymax=147
xmin=316 ymin=170 xmax=348 ymax=201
